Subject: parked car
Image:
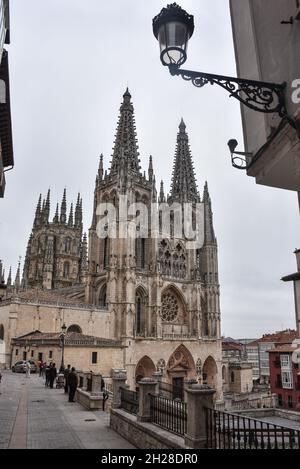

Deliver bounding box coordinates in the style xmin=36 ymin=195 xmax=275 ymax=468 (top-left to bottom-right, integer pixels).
xmin=11 ymin=360 xmax=37 ymax=373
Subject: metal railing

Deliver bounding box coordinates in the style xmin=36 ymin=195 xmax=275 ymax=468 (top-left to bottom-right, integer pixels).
xmin=158 ymin=381 xmax=184 ymax=401
xmin=206 ymin=408 xmax=300 ymax=449
xmin=150 ymin=394 xmax=187 ymax=436
xmin=120 ymin=388 xmax=139 ymax=415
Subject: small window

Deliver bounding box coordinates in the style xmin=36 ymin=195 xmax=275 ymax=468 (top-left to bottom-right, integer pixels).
xmin=15 ymin=349 xmax=18 ymax=356
xmin=278 ymin=394 xmax=283 ymax=406
xmin=38 ymin=353 xmax=43 ymax=361
xmin=288 ymin=395 xmax=293 ymax=408
xmin=231 ymin=371 xmax=235 ymax=383
xmin=49 ymin=351 xmax=53 ymax=359
xmin=31 ymin=350 xmax=34 ymax=358
xmin=92 ymin=352 xmax=97 ymax=364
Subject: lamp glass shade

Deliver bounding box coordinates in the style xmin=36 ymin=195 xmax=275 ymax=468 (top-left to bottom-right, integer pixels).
xmin=61 ymin=323 xmax=67 ymax=334
xmin=158 ymin=21 xmax=189 ymax=66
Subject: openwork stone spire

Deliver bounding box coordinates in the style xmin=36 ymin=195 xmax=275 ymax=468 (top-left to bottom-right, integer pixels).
xmin=169 ymin=119 xmax=199 ymax=204
xmin=203 ymin=181 xmax=217 ymax=245
xmin=109 ymin=88 xmax=141 ymax=176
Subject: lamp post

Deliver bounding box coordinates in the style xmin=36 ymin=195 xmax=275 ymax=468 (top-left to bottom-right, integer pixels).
xmin=152 ymin=3 xmax=299 ymax=169
xmin=59 ymin=323 xmax=67 ymax=373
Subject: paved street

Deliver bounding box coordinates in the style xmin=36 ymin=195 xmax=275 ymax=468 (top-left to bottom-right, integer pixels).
xmin=0 ymin=370 xmax=134 ymax=449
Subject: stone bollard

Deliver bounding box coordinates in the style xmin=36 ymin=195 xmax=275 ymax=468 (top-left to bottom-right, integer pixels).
xmin=185 ymin=384 xmax=216 ymax=449
xmin=81 ymin=372 xmax=88 ymax=391
xmin=92 ymin=373 xmax=102 ymax=395
xmin=112 ymin=370 xmax=127 ymax=409
xmin=184 ymin=378 xmax=198 ymax=402
xmin=137 ymin=378 xmax=157 ymax=422
xmin=152 ymin=371 xmax=163 ymax=394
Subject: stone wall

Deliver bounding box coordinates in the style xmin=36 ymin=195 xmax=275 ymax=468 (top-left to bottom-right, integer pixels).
xmin=110 ymin=409 xmax=187 ymax=449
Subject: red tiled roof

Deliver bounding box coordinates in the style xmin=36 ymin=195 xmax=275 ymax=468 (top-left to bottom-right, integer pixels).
xmin=14 ymin=288 xmax=86 ymax=305
xmin=222 ymin=342 xmax=243 ymax=351
xmin=246 ymin=330 xmax=297 ymax=347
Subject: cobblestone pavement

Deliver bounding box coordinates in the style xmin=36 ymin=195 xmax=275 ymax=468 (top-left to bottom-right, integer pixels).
xmin=0 ymin=370 xmax=134 ymax=449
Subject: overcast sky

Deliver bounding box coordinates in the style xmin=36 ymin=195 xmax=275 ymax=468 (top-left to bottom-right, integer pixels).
xmin=0 ymin=0 xmax=299 ymax=338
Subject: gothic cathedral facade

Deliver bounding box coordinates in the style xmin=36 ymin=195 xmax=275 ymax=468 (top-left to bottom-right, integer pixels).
xmin=1 ymin=89 xmax=222 ymax=395
xmin=85 ymin=89 xmax=222 ymax=393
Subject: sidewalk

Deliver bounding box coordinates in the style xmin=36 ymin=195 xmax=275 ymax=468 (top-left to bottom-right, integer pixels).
xmin=0 ymin=370 xmax=134 ymax=449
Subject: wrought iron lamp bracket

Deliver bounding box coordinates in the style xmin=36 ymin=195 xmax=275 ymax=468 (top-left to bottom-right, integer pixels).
xmin=169 ymin=64 xmax=287 ymax=117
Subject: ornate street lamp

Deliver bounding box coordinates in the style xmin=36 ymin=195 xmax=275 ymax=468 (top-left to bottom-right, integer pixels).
xmin=59 ymin=323 xmax=67 ymax=373
xmin=152 ymin=3 xmax=299 ymax=169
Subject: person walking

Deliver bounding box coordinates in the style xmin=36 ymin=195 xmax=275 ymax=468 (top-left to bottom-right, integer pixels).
xmin=25 ymin=361 xmax=31 ymax=378
xmin=64 ymin=364 xmax=71 ymax=394
xmin=49 ymin=363 xmax=57 ymax=389
xmin=39 ymin=360 xmax=44 ymax=377
xmin=68 ymin=367 xmax=78 ymax=402
xmin=45 ymin=362 xmax=51 ymax=387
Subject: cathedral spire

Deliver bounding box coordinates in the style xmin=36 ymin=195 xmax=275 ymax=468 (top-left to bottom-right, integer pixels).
xmin=203 ymin=182 xmax=216 ymax=244
xmin=33 ymin=194 xmax=42 ymax=228
xmin=44 ymin=189 xmax=51 ymax=224
xmin=169 ymin=120 xmax=199 ymax=204
xmin=98 ymin=154 xmax=104 ymax=181
xmin=109 ymin=89 xmax=141 ymax=176
xmin=7 ymin=267 xmax=12 ymax=287
xmin=14 ymin=258 xmax=21 ymax=291
xmin=60 ymin=189 xmax=67 ymax=224
xmin=159 ymin=180 xmax=166 ymax=203
xmin=148 ymin=155 xmax=153 ymax=182
xmin=53 ymin=203 xmax=59 ymax=223
xmin=68 ymin=203 xmax=74 ymax=227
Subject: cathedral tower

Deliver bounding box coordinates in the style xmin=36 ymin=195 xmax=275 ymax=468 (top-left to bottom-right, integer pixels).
xmin=23 ymin=190 xmax=85 ymax=290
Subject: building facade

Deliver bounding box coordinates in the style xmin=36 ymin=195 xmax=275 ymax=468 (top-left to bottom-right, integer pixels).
xmin=245 ymin=330 xmax=297 ymax=384
xmin=269 ymin=344 xmax=300 ymax=410
xmin=0 ymin=0 xmax=13 ymax=197
xmin=0 ymin=90 xmax=223 ymax=396
xmin=282 ymin=249 xmax=300 ymax=338
xmin=230 ymin=0 xmax=300 ymax=197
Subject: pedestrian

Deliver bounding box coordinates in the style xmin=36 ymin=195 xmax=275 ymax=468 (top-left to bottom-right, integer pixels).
xmin=45 ymin=362 xmax=51 ymax=387
xmin=25 ymin=361 xmax=31 ymax=378
xmin=101 ymin=377 xmax=109 ymax=411
xmin=49 ymin=363 xmax=57 ymax=389
xmin=39 ymin=360 xmax=44 ymax=377
xmin=64 ymin=364 xmax=71 ymax=394
xmin=41 ymin=361 xmax=46 ymax=378
xmin=68 ymin=367 xmax=78 ymax=402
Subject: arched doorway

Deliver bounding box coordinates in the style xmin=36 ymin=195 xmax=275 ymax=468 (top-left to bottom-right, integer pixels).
xmin=203 ymin=356 xmax=218 ymax=389
xmin=67 ymin=324 xmax=82 ymax=333
xmin=135 ymin=356 xmax=156 ymax=386
xmin=167 ymin=345 xmax=196 ymax=399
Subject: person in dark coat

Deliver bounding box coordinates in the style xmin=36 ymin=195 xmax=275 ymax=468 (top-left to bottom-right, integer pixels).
xmin=68 ymin=367 xmax=78 ymax=402
xmin=45 ymin=362 xmax=51 ymax=387
xmin=49 ymin=363 xmax=57 ymax=389
xmin=64 ymin=364 xmax=71 ymax=394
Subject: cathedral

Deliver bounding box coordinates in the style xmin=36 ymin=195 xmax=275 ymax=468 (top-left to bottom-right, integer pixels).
xmin=0 ymin=89 xmax=222 ymax=396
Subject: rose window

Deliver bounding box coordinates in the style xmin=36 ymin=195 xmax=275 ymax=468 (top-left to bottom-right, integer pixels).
xmin=161 ymin=293 xmax=178 ymax=322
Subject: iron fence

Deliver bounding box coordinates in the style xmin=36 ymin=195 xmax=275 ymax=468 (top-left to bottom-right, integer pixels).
xmin=150 ymin=394 xmax=187 ymax=436
xmin=158 ymin=381 xmax=184 ymax=401
xmin=206 ymin=408 xmax=300 ymax=449
xmin=120 ymin=388 xmax=139 ymax=415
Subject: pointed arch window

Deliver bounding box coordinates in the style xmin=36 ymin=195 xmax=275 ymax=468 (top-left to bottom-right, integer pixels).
xmin=99 ymin=284 xmax=107 ymax=308
xmin=135 ymin=238 xmax=146 ymax=270
xmin=64 ymin=237 xmax=71 ymax=253
xmin=63 ymin=262 xmax=70 ymax=278
xmin=103 ymin=237 xmax=109 ymax=268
